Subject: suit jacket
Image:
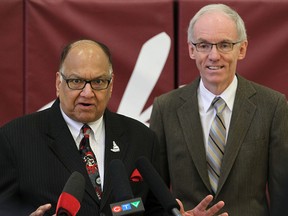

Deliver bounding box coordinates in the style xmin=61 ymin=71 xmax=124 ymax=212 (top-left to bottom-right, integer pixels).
xmin=0 ymin=99 xmax=167 ymax=216
xmin=150 ymin=75 xmax=288 ymax=216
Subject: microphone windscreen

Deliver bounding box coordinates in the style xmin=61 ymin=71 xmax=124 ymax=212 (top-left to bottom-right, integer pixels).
xmin=135 ymin=156 xmax=179 ymax=213
xmin=62 ymin=171 xmax=85 ymax=203
xmin=109 ymin=159 xmax=134 ymax=202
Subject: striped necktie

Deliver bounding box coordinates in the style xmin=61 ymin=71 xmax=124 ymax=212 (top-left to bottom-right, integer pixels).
xmin=207 ymin=97 xmax=226 ymax=193
xmin=79 ymin=124 xmax=102 ymax=200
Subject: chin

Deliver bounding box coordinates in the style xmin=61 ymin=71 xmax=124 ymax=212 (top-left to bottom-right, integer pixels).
xmin=206 ymin=76 xmax=224 ymax=84
xmin=73 ymin=115 xmax=97 ymax=123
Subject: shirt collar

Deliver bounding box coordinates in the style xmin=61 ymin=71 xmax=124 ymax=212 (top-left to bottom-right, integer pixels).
xmin=199 ymin=75 xmax=238 ymax=113
xmin=60 ymin=108 xmax=104 ymax=140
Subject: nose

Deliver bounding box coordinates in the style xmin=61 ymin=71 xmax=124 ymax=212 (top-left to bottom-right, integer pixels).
xmin=80 ymin=82 xmax=94 ymax=97
xmin=208 ymin=44 xmax=221 ymax=60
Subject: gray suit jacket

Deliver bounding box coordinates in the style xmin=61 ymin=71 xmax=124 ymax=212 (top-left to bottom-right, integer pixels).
xmin=0 ymin=99 xmax=166 ymax=216
xmin=150 ymin=75 xmax=288 ymax=216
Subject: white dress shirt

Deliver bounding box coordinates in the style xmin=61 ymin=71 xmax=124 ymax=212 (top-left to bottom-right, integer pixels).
xmin=197 ymin=75 xmax=238 ymax=151
xmin=60 ymin=108 xmax=105 ymax=189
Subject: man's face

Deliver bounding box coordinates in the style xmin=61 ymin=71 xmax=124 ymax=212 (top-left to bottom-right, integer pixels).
xmin=56 ymin=42 xmax=113 ymax=123
xmin=188 ymin=12 xmax=248 ymax=94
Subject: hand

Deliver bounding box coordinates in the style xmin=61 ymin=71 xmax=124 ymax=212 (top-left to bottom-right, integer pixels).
xmin=177 ymin=195 xmax=228 ymax=216
xmin=29 ymin=203 xmax=54 ymax=216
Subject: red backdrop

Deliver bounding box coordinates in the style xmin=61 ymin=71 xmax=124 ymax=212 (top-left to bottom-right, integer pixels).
xmin=0 ymin=0 xmax=287 ymax=126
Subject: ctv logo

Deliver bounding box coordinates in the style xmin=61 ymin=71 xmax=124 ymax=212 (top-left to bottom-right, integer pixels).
xmin=112 ymin=201 xmax=141 ymax=212
xmin=110 ymin=198 xmax=145 ymax=216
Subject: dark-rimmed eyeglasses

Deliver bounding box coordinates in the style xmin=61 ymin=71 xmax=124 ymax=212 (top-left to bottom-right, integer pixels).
xmin=191 ymin=41 xmax=242 ymax=53
xmin=60 ymin=73 xmax=112 ymax=90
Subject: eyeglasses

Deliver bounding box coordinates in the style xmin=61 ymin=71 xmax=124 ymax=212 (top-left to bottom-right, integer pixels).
xmin=191 ymin=41 xmax=242 ymax=53
xmin=60 ymin=73 xmax=112 ymax=90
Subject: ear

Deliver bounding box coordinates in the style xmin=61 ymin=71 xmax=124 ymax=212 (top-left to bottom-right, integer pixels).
xmin=56 ymin=72 xmax=61 ymax=97
xmin=238 ymin=40 xmax=248 ymax=60
xmin=188 ymin=42 xmax=196 ymax=59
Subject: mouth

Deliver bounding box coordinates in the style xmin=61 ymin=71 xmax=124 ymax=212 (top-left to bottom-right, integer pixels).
xmin=77 ymin=102 xmax=95 ymax=108
xmin=80 ymin=103 xmax=92 ymax=106
xmin=207 ymin=66 xmax=224 ymax=70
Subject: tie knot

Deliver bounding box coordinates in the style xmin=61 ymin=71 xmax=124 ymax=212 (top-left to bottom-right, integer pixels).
xmin=81 ymin=124 xmax=91 ymax=136
xmin=212 ymin=97 xmax=226 ymax=114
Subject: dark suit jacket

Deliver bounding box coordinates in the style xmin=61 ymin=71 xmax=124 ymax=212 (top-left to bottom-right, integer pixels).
xmin=150 ymin=75 xmax=288 ymax=216
xmin=0 ymin=99 xmax=166 ymax=216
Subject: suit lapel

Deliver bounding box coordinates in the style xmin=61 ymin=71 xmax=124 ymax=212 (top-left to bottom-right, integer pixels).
xmin=46 ymin=99 xmax=100 ymax=205
xmin=216 ymin=76 xmax=257 ymax=196
xmin=177 ymin=76 xmax=258 ymax=195
xmin=177 ymin=79 xmax=212 ymax=192
xmin=46 ymin=105 xmax=134 ymax=209
xmin=100 ymin=110 xmax=130 ymax=210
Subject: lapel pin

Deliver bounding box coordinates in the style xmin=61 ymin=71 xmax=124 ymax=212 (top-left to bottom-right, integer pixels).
xmin=110 ymin=141 xmax=120 ymax=152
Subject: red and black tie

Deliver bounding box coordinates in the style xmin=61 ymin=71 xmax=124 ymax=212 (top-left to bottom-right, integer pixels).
xmin=79 ymin=124 xmax=102 ymax=200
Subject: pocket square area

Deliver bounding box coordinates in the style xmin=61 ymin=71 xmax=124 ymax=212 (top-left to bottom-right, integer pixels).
xmin=130 ymin=169 xmax=143 ymax=182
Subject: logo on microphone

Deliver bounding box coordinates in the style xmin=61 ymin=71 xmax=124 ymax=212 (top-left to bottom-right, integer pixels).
xmin=112 ymin=206 xmax=122 ymax=213
xmin=110 ymin=198 xmax=144 ymax=215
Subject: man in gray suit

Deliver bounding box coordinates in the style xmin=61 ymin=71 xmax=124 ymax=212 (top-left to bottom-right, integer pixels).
xmin=150 ymin=4 xmax=288 ymax=216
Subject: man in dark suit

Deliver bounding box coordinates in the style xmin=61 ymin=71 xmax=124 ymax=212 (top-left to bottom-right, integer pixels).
xmin=0 ymin=39 xmax=227 ymax=216
xmin=150 ymin=4 xmax=288 ymax=216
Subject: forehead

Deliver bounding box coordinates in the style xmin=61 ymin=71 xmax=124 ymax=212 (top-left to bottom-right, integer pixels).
xmin=193 ymin=12 xmax=238 ymax=42
xmin=62 ymin=42 xmax=110 ymax=76
xmin=67 ymin=42 xmax=107 ymax=62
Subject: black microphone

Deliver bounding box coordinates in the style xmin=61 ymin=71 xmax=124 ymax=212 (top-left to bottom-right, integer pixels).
xmin=135 ymin=156 xmax=181 ymax=216
xmin=109 ymin=159 xmax=145 ymax=216
xmin=56 ymin=171 xmax=85 ymax=216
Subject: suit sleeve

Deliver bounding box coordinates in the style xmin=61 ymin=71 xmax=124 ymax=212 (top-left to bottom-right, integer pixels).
xmin=0 ymin=126 xmax=34 ymax=215
xmin=0 ymin=127 xmax=18 ymax=202
xmin=149 ymin=97 xmax=170 ymax=187
xmin=143 ymin=130 xmax=171 ymax=216
xmin=268 ymin=94 xmax=288 ymax=215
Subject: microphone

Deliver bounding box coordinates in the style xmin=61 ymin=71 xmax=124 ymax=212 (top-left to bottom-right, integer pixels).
xmin=135 ymin=156 xmax=181 ymax=216
xmin=56 ymin=171 xmax=85 ymax=216
xmin=109 ymin=159 xmax=145 ymax=216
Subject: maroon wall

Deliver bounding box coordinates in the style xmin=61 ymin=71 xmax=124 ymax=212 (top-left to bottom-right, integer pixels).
xmin=1 ymin=0 xmax=287 ymax=126
xmin=0 ymin=0 xmax=24 ymax=125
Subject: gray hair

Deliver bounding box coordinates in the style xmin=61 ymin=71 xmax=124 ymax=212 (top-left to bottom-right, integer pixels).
xmin=187 ymin=4 xmax=247 ymax=42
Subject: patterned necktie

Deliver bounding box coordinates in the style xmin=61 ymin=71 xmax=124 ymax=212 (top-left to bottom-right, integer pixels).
xmin=207 ymin=97 xmax=226 ymax=193
xmin=79 ymin=124 xmax=102 ymax=200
